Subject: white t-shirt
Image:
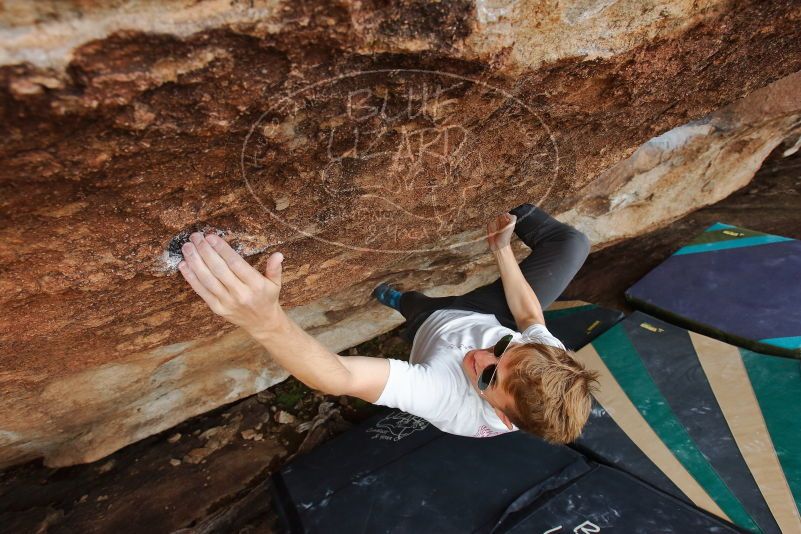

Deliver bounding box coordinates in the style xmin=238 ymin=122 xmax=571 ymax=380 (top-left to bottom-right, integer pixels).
xmin=375 ymin=309 xmax=567 ymax=438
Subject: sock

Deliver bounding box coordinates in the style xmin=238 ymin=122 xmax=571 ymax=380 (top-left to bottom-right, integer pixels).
xmin=373 ymin=283 xmax=403 ymax=311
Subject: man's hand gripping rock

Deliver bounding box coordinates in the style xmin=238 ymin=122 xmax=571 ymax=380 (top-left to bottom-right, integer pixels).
xmin=177 ymin=232 xmax=284 ymax=338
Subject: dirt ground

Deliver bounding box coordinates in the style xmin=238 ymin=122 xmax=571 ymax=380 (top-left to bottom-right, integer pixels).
xmin=0 ymin=148 xmax=798 ymax=534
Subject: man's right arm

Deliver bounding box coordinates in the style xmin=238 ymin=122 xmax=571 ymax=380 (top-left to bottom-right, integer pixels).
xmin=252 ymin=311 xmax=390 ymax=402
xmin=178 ymin=231 xmax=389 ymax=403
xmin=248 ymin=310 xmax=389 ymax=403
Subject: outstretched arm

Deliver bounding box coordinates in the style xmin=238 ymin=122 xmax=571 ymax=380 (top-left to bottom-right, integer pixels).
xmin=178 ymin=232 xmax=389 ymax=402
xmin=487 ymin=213 xmax=545 ymax=331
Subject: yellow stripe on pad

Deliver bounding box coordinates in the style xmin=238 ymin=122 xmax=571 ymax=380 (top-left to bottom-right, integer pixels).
xmin=545 ymin=300 xmax=590 ymax=311
xmin=691 ymin=332 xmax=801 ymax=534
xmin=574 ymin=343 xmax=729 ymax=521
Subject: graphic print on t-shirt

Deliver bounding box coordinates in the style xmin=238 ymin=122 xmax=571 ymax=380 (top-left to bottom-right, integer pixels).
xmin=367 ymin=411 xmax=430 ymax=442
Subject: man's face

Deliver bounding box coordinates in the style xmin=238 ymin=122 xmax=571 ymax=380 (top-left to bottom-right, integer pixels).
xmin=462 ymin=344 xmax=517 ymax=414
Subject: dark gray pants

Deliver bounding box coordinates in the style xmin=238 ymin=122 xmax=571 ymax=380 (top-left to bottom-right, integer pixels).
xmin=399 ymin=204 xmax=591 ymax=342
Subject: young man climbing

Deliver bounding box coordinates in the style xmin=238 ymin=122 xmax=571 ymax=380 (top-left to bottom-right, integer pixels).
xmin=178 ymin=204 xmax=598 ymax=443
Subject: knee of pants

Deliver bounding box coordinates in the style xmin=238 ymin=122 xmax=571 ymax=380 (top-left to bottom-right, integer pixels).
xmin=564 ymin=228 xmax=592 ymax=264
xmin=510 ymin=203 xmax=535 ymax=215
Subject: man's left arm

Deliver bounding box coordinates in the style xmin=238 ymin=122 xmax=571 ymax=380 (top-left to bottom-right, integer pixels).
xmin=487 ymin=213 xmax=546 ymax=331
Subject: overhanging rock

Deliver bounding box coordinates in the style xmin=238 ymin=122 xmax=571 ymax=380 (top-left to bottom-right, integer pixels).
xmin=1 ymin=0 xmax=800 ymax=468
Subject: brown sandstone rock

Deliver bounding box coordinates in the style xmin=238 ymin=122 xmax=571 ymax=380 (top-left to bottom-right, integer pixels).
xmin=1 ymin=0 xmax=800 ymax=468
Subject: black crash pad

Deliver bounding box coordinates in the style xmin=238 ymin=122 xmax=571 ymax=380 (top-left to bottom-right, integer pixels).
xmin=573 ymin=401 xmax=686 ymax=503
xmin=543 ymin=301 xmax=625 ymax=352
xmin=272 ymin=409 xmax=587 ymax=534
xmin=493 ymin=464 xmax=743 ymax=533
xmin=272 ymin=409 xmax=741 ymax=533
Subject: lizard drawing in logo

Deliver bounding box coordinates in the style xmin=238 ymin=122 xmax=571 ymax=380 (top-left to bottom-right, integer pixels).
xmin=367 ymin=411 xmax=430 ymax=442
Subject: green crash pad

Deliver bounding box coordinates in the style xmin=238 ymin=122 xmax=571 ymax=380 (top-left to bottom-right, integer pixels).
xmin=574 ymin=312 xmax=801 ymax=533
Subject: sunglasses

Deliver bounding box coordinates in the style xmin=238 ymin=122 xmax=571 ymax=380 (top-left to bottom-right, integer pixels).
xmin=477 ymin=334 xmax=514 ymax=392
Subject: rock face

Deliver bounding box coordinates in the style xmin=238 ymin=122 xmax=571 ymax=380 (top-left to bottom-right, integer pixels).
xmin=563 ymin=71 xmax=801 ymax=245
xmin=1 ymin=0 xmax=800 ymax=468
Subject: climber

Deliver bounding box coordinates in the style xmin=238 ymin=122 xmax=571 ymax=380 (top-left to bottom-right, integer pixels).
xmin=177 ymin=204 xmax=598 ymax=443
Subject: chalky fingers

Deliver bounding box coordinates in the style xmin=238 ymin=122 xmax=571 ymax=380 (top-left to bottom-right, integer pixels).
xmin=205 ymin=234 xmax=264 ymax=288
xmin=178 ymin=259 xmax=223 ymax=313
xmin=190 ymin=233 xmax=248 ymax=296
xmin=180 ymin=241 xmax=231 ymax=304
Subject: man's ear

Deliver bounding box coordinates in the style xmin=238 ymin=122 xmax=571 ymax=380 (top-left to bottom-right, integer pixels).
xmin=494 ymin=407 xmax=515 ymax=430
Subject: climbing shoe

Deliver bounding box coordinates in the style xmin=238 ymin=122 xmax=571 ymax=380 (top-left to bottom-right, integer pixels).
xmin=373 ymin=283 xmax=403 ymax=311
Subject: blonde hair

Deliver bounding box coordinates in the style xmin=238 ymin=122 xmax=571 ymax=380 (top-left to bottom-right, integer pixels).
xmin=502 ymin=342 xmax=598 ymax=443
